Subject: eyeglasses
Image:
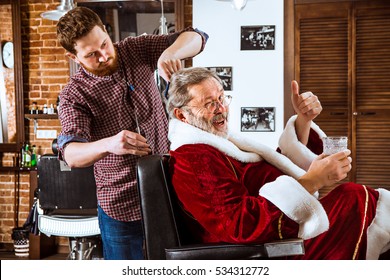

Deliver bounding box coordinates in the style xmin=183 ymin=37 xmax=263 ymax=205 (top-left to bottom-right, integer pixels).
xmin=183 ymin=95 xmax=233 ymax=113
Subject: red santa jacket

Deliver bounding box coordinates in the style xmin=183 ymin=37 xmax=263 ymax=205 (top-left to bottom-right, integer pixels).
xmin=168 ymin=116 xmax=390 ymax=259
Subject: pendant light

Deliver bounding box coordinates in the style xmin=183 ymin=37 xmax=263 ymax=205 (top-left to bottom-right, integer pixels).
xmin=159 ymin=0 xmax=168 ymax=35
xmin=230 ymin=0 xmax=248 ymax=10
xmin=41 ymin=0 xmax=75 ymax=21
xmin=217 ymin=0 xmax=248 ymax=11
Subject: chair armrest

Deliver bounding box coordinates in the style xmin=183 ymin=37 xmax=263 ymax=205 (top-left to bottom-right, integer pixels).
xmin=264 ymin=238 xmax=305 ymax=258
xmin=165 ymin=238 xmax=304 ymax=260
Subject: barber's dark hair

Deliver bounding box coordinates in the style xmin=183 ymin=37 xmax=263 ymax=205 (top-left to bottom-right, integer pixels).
xmin=57 ymin=7 xmax=105 ymax=54
xmin=166 ymin=67 xmax=222 ymax=119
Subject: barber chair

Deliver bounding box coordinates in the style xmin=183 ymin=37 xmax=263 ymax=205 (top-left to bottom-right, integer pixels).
xmin=136 ymin=154 xmax=305 ymax=260
xmin=37 ymin=152 xmax=102 ymax=260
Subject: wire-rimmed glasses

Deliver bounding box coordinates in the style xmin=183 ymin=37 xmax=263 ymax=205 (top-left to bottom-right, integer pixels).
xmin=183 ymin=95 xmax=232 ymax=113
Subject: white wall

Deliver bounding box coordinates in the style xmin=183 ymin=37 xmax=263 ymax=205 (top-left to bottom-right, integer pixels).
xmin=193 ymin=0 xmax=284 ymax=149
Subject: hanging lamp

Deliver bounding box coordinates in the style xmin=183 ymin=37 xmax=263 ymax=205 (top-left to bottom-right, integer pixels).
xmin=217 ymin=0 xmax=248 ymax=11
xmin=41 ymin=0 xmax=75 ymax=21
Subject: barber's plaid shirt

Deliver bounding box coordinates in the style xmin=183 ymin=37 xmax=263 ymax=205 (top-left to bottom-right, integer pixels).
xmin=57 ymin=28 xmax=207 ymax=222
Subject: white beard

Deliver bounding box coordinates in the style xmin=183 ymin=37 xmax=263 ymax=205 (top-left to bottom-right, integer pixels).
xmin=185 ymin=110 xmax=229 ymax=139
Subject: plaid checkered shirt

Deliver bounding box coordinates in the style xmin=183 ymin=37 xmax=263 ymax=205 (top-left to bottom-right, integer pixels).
xmin=57 ymin=28 xmax=207 ymax=222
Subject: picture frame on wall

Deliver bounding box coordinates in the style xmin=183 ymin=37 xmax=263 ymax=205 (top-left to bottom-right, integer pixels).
xmin=206 ymin=66 xmax=233 ymax=91
xmin=240 ymin=25 xmax=275 ymax=51
xmin=241 ymin=107 xmax=275 ymax=132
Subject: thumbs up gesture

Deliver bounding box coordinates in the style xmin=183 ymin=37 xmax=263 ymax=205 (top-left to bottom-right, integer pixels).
xmin=291 ymin=80 xmax=322 ymax=122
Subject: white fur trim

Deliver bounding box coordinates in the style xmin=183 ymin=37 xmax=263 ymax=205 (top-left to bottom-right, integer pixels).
xmin=229 ymin=133 xmax=306 ymax=179
xmin=366 ymin=188 xmax=390 ymax=259
xmin=169 ymin=119 xmax=262 ymax=162
xmin=169 ymin=119 xmax=306 ymax=179
xmin=259 ymin=175 xmax=329 ymax=240
xmin=279 ymin=115 xmax=327 ymax=171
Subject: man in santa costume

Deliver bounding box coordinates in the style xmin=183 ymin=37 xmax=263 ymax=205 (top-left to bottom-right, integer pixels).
xmin=166 ymin=67 xmax=390 ymax=259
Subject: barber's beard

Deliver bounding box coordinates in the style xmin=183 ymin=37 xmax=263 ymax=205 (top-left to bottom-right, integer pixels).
xmin=186 ymin=110 xmax=229 ymax=138
xmin=81 ymin=49 xmax=119 ymax=77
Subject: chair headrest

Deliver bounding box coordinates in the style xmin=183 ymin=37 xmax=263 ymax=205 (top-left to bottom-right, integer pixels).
xmin=51 ymin=138 xmax=58 ymax=155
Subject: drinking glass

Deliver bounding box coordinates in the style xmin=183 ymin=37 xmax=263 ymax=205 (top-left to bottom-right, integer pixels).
xmin=322 ymin=136 xmax=348 ymax=155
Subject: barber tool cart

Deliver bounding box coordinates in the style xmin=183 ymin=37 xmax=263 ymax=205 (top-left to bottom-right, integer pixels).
xmin=37 ymin=154 xmax=102 ymax=260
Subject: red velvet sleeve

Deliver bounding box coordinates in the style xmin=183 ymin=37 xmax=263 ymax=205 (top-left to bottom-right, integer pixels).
xmin=169 ymin=144 xmax=299 ymax=244
xmin=306 ymin=128 xmax=324 ymax=155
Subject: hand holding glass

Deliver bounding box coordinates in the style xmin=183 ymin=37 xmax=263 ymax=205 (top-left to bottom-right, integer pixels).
xmin=322 ymin=136 xmax=348 ymax=155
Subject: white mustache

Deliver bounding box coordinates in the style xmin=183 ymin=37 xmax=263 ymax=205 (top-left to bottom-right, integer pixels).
xmin=212 ymin=113 xmax=228 ymax=123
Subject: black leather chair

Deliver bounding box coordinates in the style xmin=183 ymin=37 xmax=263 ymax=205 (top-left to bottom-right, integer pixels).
xmin=37 ymin=153 xmax=102 ymax=260
xmin=136 ymin=154 xmax=305 ymax=260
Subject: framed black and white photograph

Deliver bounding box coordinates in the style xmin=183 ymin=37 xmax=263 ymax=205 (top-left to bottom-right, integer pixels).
xmin=241 ymin=107 xmax=275 ymax=132
xmin=240 ymin=25 xmax=275 ymax=51
xmin=206 ymin=66 xmax=233 ymax=91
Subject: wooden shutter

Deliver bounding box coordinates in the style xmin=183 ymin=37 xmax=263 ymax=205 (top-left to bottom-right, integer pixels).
xmin=294 ymin=1 xmax=390 ymax=195
xmin=296 ymin=3 xmax=351 ymax=137
xmin=354 ymin=5 xmax=390 ymax=190
xmin=296 ymin=3 xmax=351 ymax=195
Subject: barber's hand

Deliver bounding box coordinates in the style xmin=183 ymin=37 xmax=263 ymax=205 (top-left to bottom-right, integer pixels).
xmin=105 ymin=130 xmax=151 ymax=156
xmin=291 ymin=80 xmax=322 ymax=123
xmin=157 ymin=49 xmax=182 ymax=82
xmin=298 ymin=150 xmax=352 ymax=194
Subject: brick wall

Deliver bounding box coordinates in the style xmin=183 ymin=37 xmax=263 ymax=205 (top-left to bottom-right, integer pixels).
xmin=0 ymin=0 xmax=193 ymax=251
xmin=0 ymin=2 xmax=20 ymax=245
xmin=0 ymin=0 xmax=72 ymax=249
xmin=23 ymin=0 xmax=66 ymax=153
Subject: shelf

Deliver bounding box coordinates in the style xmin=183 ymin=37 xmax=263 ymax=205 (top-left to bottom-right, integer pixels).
xmin=0 ymin=166 xmax=37 ymax=172
xmin=25 ymin=114 xmax=58 ymax=120
xmin=20 ymin=166 xmax=38 ymax=171
xmin=24 ymin=114 xmax=58 ymax=134
xmin=0 ymin=166 xmax=20 ymax=172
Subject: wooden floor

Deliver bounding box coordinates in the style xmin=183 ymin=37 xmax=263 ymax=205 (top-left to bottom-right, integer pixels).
xmin=0 ymin=248 xmax=68 ymax=260
xmin=1 ymin=236 xmax=103 ymax=260
xmin=2 ymin=246 xmax=389 ymax=260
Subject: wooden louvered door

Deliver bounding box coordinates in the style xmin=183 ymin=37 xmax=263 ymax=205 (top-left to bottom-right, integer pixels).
xmin=295 ymin=1 xmax=390 ymax=195
xmin=295 ymin=3 xmax=352 ymax=195
xmin=354 ymin=4 xmax=390 ymax=189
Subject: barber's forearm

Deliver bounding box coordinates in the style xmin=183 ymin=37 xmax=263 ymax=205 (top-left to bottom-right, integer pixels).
xmin=167 ymin=31 xmax=203 ymax=59
xmin=63 ymin=140 xmax=109 ymax=168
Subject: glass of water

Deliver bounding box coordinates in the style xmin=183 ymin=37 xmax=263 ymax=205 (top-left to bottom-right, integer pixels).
xmin=322 ymin=136 xmax=348 ymax=155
